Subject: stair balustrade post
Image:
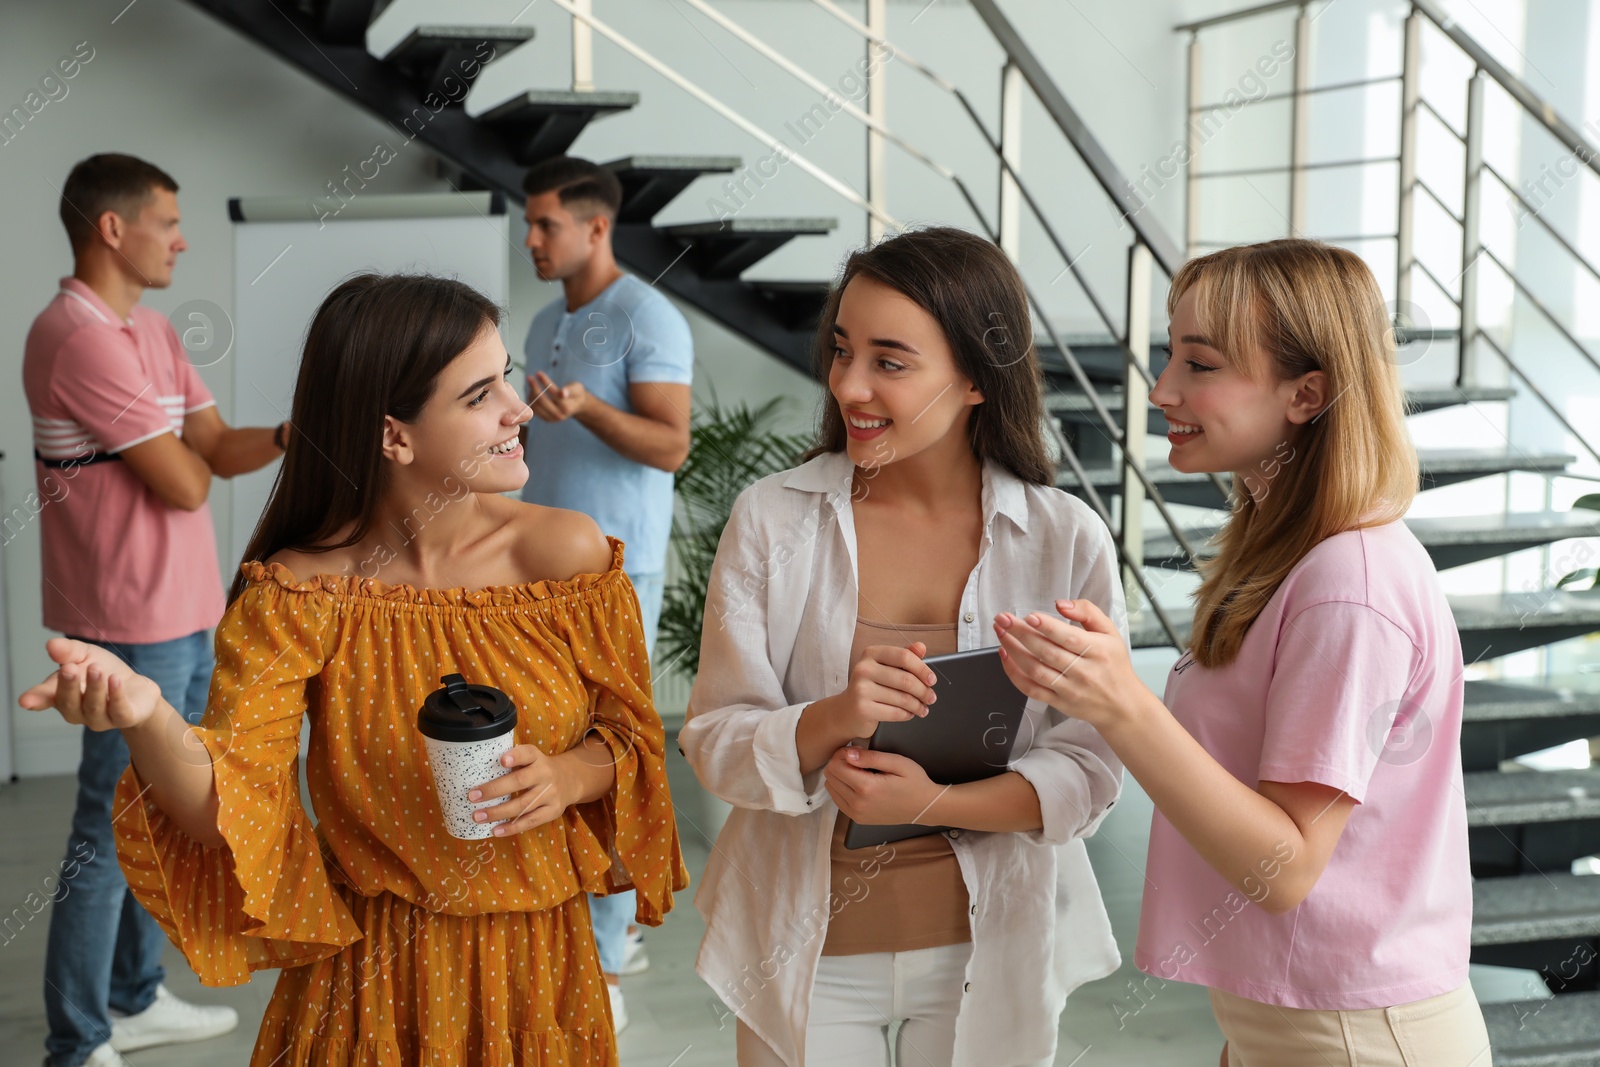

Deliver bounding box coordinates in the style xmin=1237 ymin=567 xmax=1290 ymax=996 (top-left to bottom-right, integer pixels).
xmin=1461 ymin=69 xmax=1486 ymax=387
xmin=867 ymin=0 xmax=888 ymax=243
xmin=999 ymin=61 xmax=1023 ymax=260
xmin=1185 ymin=33 xmax=1203 ymax=261
xmin=1397 ymin=9 xmax=1422 ymax=314
xmin=1289 ymin=4 xmax=1311 ymax=237
xmin=572 ymin=0 xmax=594 ymax=92
xmin=1122 ymin=242 xmax=1154 ymax=614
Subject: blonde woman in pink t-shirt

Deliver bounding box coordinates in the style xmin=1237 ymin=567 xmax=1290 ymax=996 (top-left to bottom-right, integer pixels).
xmin=993 ymin=239 xmax=1490 ymax=1066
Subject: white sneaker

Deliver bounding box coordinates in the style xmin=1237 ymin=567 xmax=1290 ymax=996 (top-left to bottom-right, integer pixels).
xmin=607 ymin=980 xmax=629 ymax=1034
xmin=108 ymin=984 xmax=238 ymax=1052
xmin=44 ymin=1044 xmax=131 ymax=1067
xmin=619 ymin=928 xmax=650 ymax=976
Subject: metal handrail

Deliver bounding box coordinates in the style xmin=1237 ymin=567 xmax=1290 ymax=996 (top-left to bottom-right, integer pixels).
xmin=1190 ymin=74 xmax=1401 ymax=112
xmin=969 ymin=0 xmax=1186 ymax=275
xmin=681 ymin=0 xmax=1131 ymax=363
xmin=1409 ymin=0 xmax=1600 ymax=181
xmin=1416 ymin=98 xmax=1465 ymax=141
xmin=963 ymin=0 xmax=1234 ymax=576
xmin=1481 ymin=162 xmax=1600 ymax=291
xmin=658 ymin=0 xmax=1217 ymax=637
xmin=645 ymin=4 xmax=1134 ymax=409
xmin=1478 ymin=247 xmax=1600 ymax=381
xmin=1413 ymin=177 xmax=1463 ymax=225
xmin=1410 ymin=259 xmax=1600 ymax=473
xmin=798 ymin=0 xmax=1168 ymax=388
xmin=1182 ymin=0 xmax=1600 ymax=461
xmin=1475 ymin=334 xmax=1600 ymax=473
xmin=1193 ymin=156 xmax=1399 ymax=180
xmin=539 ymin=0 xmax=899 ymax=230
xmin=1176 ymin=0 xmax=1310 ymax=34
xmin=550 ymin=0 xmax=1213 ymax=644
xmin=678 ymin=0 xmax=955 ymax=186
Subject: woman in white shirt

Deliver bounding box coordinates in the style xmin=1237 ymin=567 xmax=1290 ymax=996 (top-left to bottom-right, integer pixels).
xmin=680 ymin=226 xmax=1126 ymax=1067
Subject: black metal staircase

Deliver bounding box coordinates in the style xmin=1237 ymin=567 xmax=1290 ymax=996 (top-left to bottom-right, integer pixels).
xmin=188 ymin=0 xmax=835 ymax=373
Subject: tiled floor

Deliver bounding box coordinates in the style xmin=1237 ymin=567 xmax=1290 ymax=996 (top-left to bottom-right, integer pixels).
xmin=0 ymin=736 xmax=1544 ymax=1066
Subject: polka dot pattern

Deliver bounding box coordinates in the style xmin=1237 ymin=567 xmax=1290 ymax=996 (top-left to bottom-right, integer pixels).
xmin=110 ymin=536 xmax=688 ymax=1066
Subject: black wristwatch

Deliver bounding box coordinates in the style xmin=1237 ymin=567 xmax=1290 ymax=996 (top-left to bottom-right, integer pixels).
xmin=273 ymin=421 xmax=289 ymax=451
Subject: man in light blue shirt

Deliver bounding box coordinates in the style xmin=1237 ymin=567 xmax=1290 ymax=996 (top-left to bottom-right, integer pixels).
xmin=517 ymin=157 xmax=692 ymax=1030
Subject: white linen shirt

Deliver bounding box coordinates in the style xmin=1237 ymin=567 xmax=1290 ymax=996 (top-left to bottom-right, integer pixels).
xmin=679 ymin=450 xmax=1127 ymax=1067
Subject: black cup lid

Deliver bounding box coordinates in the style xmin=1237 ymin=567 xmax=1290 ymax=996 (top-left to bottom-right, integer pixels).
xmin=417 ymin=673 xmax=517 ymax=742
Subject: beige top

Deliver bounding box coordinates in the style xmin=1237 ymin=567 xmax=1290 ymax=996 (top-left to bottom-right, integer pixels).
xmin=821 ymin=617 xmax=972 ymax=956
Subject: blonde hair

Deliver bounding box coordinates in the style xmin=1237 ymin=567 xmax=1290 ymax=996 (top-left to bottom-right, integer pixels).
xmin=1175 ymin=240 xmax=1418 ymax=668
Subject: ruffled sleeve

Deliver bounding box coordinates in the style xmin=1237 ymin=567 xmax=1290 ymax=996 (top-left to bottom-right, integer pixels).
xmin=112 ymin=571 xmax=363 ymax=986
xmin=564 ymin=573 xmax=689 ymax=926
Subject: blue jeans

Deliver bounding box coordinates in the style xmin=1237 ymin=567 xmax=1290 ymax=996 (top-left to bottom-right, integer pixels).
xmin=43 ymin=630 xmax=215 ymax=1067
xmin=590 ymin=570 xmax=663 ymax=973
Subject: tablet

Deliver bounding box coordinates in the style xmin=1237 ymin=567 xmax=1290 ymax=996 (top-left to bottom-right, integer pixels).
xmin=842 ymin=645 xmax=1032 ymax=850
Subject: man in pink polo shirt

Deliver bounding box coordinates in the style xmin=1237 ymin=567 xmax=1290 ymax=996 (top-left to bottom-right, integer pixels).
xmin=23 ymin=154 xmax=288 ymax=1067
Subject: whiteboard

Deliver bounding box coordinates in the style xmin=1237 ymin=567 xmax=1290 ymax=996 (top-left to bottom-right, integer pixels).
xmin=228 ymin=193 xmax=510 ymax=571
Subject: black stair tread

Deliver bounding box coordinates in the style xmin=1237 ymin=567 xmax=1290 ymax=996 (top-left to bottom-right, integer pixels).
xmin=471 ymin=88 xmax=639 ymax=165
xmin=1062 ymin=447 xmax=1576 ymax=493
xmin=1421 ymin=447 xmax=1576 ymax=476
xmin=1449 ymin=590 xmax=1600 ymax=633
xmin=749 ymin=279 xmax=833 ymax=292
xmin=1406 ymin=384 xmax=1518 ymax=408
xmin=743 ymin=280 xmax=833 ymax=332
xmin=474 ymin=88 xmax=642 ymax=119
xmin=1127 ymin=589 xmax=1600 ymax=649
xmin=657 ymin=219 xmax=839 ymax=280
xmin=1143 ymin=510 xmax=1600 ymax=564
xmin=603 ymin=154 xmax=743 ymax=172
xmin=1464 ymin=677 xmax=1600 ymax=722
xmin=1462 ymin=767 xmax=1600 ymax=828
xmin=1483 ymin=990 xmax=1600 ymax=1064
xmin=379 ymin=24 xmax=536 ymax=62
xmin=602 ymin=155 xmax=743 ymax=223
xmin=1047 ymin=382 xmax=1517 ymax=419
xmin=660 ymin=218 xmax=838 ymax=237
xmin=1410 ymin=511 xmax=1600 ymax=542
xmin=376 ymin=24 xmax=533 ymax=102
xmin=1472 ymin=871 xmax=1600 ymax=945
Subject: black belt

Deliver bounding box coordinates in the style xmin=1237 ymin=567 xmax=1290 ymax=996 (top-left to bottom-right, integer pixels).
xmin=34 ymin=448 xmax=122 ymax=469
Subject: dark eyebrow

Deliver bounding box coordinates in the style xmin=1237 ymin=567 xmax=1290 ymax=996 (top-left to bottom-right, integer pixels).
xmin=1179 ymin=334 xmax=1215 ymax=347
xmin=456 ymin=357 xmax=512 ymax=400
xmin=832 ymin=323 xmax=921 ymax=357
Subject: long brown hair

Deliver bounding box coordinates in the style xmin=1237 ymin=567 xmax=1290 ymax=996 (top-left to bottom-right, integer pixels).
xmin=801 ymin=226 xmax=1053 ymax=485
xmin=1181 ymin=240 xmax=1418 ymax=667
xmin=229 ymin=273 xmax=502 ymax=604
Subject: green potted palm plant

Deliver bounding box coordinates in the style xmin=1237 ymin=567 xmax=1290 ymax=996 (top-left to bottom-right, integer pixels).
xmin=657 ymin=397 xmax=813 ymax=680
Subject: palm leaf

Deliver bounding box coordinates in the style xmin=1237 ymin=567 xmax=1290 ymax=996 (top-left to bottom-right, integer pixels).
xmin=658 ymin=398 xmax=812 ymax=679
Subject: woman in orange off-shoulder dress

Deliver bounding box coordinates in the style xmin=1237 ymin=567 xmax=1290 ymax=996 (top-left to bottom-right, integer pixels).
xmin=21 ymin=274 xmax=687 ymax=1067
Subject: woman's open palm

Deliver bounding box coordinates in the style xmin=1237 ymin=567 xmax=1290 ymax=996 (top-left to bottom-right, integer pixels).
xmin=18 ymin=637 xmax=163 ymax=731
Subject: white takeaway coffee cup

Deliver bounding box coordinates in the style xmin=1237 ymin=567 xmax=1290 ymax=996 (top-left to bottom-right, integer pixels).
xmin=417 ymin=673 xmax=519 ymax=840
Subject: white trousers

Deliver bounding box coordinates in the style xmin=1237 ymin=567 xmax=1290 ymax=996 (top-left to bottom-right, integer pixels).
xmin=736 ymin=942 xmax=1054 ymax=1067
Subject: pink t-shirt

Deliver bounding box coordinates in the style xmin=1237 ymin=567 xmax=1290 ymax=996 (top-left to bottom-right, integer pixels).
xmin=1133 ymin=520 xmax=1471 ymax=1010
xmin=22 ymin=278 xmax=225 ymax=644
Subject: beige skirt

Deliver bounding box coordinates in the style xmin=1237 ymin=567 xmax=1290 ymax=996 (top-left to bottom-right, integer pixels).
xmin=1210 ymin=984 xmax=1491 ymax=1067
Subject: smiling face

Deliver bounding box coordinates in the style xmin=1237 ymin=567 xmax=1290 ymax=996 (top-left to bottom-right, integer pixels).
xmin=825 ymin=275 xmax=984 ymax=470
xmin=1150 ymin=286 xmax=1329 ymax=488
xmin=383 ymin=322 xmax=532 ymax=494
xmin=523 ymin=191 xmax=605 ymax=282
